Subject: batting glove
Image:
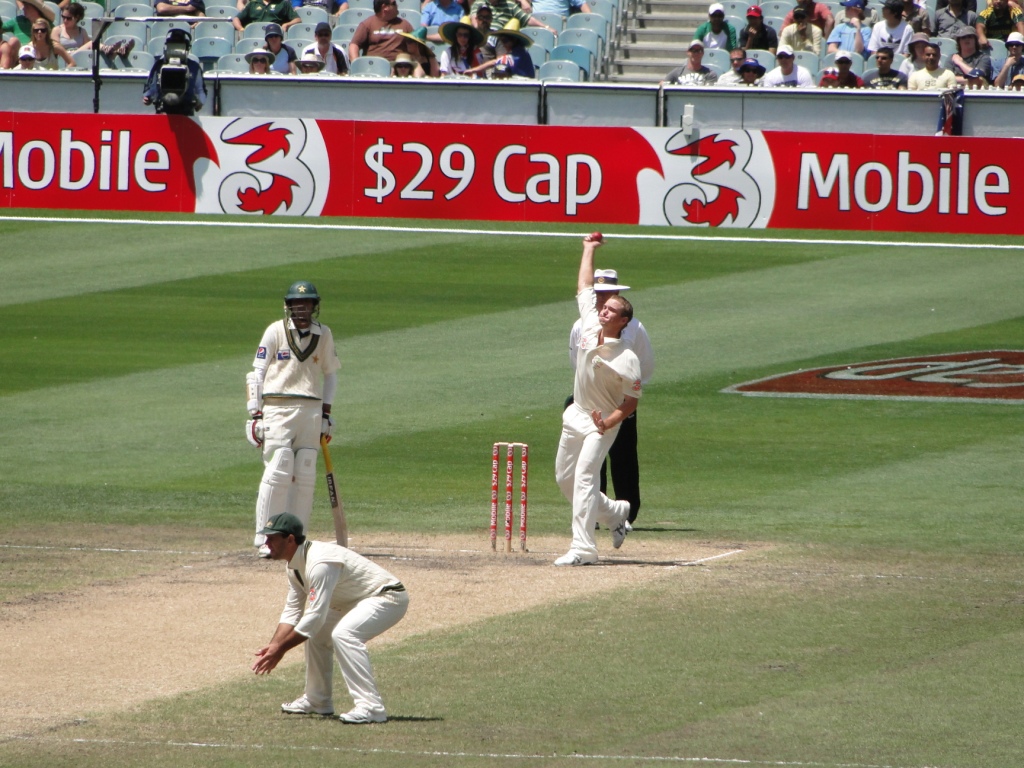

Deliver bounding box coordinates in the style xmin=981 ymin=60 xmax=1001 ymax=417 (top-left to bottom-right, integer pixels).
xmin=321 ymin=414 xmax=334 ymax=443
xmin=246 ymin=413 xmax=264 ymax=448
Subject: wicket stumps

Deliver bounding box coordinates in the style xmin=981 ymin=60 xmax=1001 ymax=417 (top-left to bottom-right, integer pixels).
xmin=490 ymin=442 xmax=528 ymax=552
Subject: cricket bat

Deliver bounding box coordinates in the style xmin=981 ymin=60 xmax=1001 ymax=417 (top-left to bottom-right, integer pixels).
xmin=320 ymin=436 xmax=348 ymax=547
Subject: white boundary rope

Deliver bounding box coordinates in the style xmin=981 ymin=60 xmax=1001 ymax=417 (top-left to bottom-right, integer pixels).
xmin=0 ymin=215 xmax=1020 ymax=250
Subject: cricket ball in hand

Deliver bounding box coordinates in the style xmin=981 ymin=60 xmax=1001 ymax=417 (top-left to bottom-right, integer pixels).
xmin=586 ymin=231 xmax=604 ymax=243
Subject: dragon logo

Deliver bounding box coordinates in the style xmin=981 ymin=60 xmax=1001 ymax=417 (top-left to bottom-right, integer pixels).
xmin=193 ymin=118 xmax=329 ymax=216
xmin=635 ymin=129 xmax=775 ymax=228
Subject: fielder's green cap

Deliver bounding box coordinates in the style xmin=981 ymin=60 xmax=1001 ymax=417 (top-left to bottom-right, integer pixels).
xmin=259 ymin=513 xmax=304 ymax=538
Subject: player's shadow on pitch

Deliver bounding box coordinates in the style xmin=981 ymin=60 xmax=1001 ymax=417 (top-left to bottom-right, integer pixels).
xmin=629 ymin=525 xmax=698 ymax=533
xmin=388 ymin=715 xmax=444 ymax=722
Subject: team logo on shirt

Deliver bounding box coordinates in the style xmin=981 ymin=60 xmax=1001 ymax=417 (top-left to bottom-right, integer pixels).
xmin=635 ymin=129 xmax=775 ymax=229
xmin=277 ymin=349 xmax=291 ymax=360
xmin=632 ymin=379 xmax=642 ymax=392
xmin=308 ymin=586 xmax=317 ymax=602
xmin=256 ymin=346 xmax=267 ymax=359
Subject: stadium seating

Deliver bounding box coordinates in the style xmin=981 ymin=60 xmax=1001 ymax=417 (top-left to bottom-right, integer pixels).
xmin=566 ymin=11 xmax=609 ymax=42
xmin=195 ymin=20 xmax=236 ymax=41
xmin=549 ymin=43 xmax=590 ymax=80
xmin=110 ymin=49 xmax=154 ymax=70
xmin=560 ymin=28 xmax=602 ymax=61
xmin=81 ymin=1 xmax=105 ymax=18
xmin=334 ymin=23 xmax=360 ymax=43
xmin=72 ymin=49 xmax=98 ymax=69
xmin=793 ymin=50 xmax=818 ymax=71
xmin=531 ymin=11 xmax=565 ymax=31
xmin=702 ymin=47 xmax=732 ymax=72
xmin=348 ymin=55 xmax=390 ymax=76
xmin=295 ymin=5 xmax=329 ymax=25
xmin=193 ymin=35 xmax=233 ymax=65
xmin=288 ymin=23 xmax=320 ymax=40
xmin=215 ymin=52 xmax=250 ymax=71
xmin=242 ymin=23 xmax=277 ymax=39
xmin=112 ymin=3 xmax=154 ymax=17
xmin=104 ymin=19 xmax=150 ymax=44
xmin=204 ymin=4 xmax=238 ymax=17
xmin=398 ymin=9 xmax=420 ymax=27
xmin=528 ymin=42 xmax=548 ymax=73
xmin=0 ymin=0 xmax=16 ymax=18
xmin=538 ymin=59 xmax=581 ymax=81
xmin=522 ymin=27 xmax=557 ymax=51
xmin=234 ymin=37 xmax=269 ymax=54
xmin=745 ymin=48 xmax=775 ymax=69
xmin=338 ymin=7 xmax=373 ymax=25
xmin=759 ymin=0 xmax=795 ymax=17
xmin=149 ymin=19 xmax=192 ymax=44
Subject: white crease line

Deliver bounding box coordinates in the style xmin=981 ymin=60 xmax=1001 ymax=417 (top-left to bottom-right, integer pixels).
xmin=0 ymin=215 xmax=1018 ymax=250
xmin=15 ymin=737 xmax=934 ymax=768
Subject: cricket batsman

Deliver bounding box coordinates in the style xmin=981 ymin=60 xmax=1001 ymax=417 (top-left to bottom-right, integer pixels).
xmin=246 ymin=281 xmax=341 ymax=556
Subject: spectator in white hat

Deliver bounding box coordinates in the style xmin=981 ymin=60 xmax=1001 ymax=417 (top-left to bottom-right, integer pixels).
xmin=295 ymin=49 xmax=328 ymax=74
xmin=993 ymin=30 xmax=1024 ymax=86
xmin=663 ymin=39 xmax=720 ymax=85
xmin=761 ymin=43 xmax=815 ymax=85
xmin=694 ymin=2 xmax=738 ymax=49
xmin=17 ymin=43 xmax=36 ymax=68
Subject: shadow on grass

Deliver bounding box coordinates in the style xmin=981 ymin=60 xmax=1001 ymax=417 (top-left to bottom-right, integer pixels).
xmin=387 ymin=715 xmax=444 ymax=723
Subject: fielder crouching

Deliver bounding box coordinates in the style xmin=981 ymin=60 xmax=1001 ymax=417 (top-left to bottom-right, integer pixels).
xmin=253 ymin=513 xmax=409 ymax=724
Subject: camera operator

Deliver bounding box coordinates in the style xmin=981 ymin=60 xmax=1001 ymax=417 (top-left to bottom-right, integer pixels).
xmin=142 ymin=29 xmax=207 ymax=115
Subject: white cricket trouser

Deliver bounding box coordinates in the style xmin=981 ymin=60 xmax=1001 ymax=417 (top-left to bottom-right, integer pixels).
xmin=303 ymin=589 xmax=409 ymax=716
xmin=554 ymin=403 xmax=630 ymax=559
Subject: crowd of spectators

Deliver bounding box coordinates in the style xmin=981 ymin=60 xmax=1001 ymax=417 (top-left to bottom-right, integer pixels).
xmin=3 ymin=0 xmax=1024 ymax=90
xmin=665 ymin=0 xmax=1024 ymax=90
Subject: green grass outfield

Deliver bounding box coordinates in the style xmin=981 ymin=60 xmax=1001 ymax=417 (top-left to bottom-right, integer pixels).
xmin=2 ymin=212 xmax=1023 ymax=768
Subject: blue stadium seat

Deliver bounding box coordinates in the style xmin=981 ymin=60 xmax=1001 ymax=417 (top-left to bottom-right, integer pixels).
xmin=549 ymin=43 xmax=590 ymax=80
xmin=195 ymin=20 xmax=235 ymax=41
xmin=531 ymin=11 xmax=565 ymax=31
xmin=793 ymin=50 xmax=819 ymax=71
xmin=149 ymin=19 xmax=191 ymax=44
xmin=242 ymin=22 xmax=277 ymax=39
xmin=215 ymin=52 xmax=250 ymax=71
xmin=111 ymin=49 xmax=155 ymax=70
xmin=234 ymin=37 xmax=269 ymax=53
xmin=104 ymin=19 xmax=150 ymax=44
xmin=204 ymin=4 xmax=238 ymax=17
xmin=559 ymin=28 xmax=602 ymax=59
xmin=333 ymin=23 xmax=359 ymax=43
xmin=527 ymin=41 xmax=548 ymax=73
xmin=702 ymin=47 xmax=732 ymax=72
xmin=295 ymin=5 xmax=329 ymax=25
xmin=398 ymin=9 xmax=420 ymax=27
xmin=112 ymin=3 xmax=154 ymax=17
xmin=288 ymin=23 xmax=319 ymax=40
xmin=193 ymin=34 xmax=233 ymax=64
xmin=538 ymin=59 xmax=581 ymax=81
xmin=522 ymin=26 xmax=556 ymax=51
xmin=337 ymin=7 xmax=373 ymax=25
xmin=745 ymin=48 xmax=775 ymax=69
xmin=348 ymin=55 xmax=390 ymax=76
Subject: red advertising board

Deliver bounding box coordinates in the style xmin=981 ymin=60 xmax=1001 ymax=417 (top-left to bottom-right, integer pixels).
xmin=0 ymin=111 xmax=1019 ymax=234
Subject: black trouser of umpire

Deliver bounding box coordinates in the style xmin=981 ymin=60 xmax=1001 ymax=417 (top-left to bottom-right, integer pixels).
xmin=564 ymin=395 xmax=641 ymax=523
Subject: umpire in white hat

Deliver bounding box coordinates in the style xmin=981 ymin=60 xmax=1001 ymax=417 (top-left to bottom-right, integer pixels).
xmin=252 ymin=513 xmax=409 ymax=724
xmin=567 ymin=267 xmax=654 ymax=529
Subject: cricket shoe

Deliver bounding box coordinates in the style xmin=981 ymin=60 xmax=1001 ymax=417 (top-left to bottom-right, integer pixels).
xmin=611 ymin=519 xmax=629 ymax=549
xmin=338 ymin=708 xmax=387 ymax=724
xmin=554 ymin=552 xmax=597 ymax=566
xmin=281 ymin=695 xmax=334 ymax=716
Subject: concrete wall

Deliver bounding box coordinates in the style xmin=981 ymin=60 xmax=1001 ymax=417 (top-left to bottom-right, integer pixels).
xmin=1 ymin=69 xmax=1022 ymax=137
